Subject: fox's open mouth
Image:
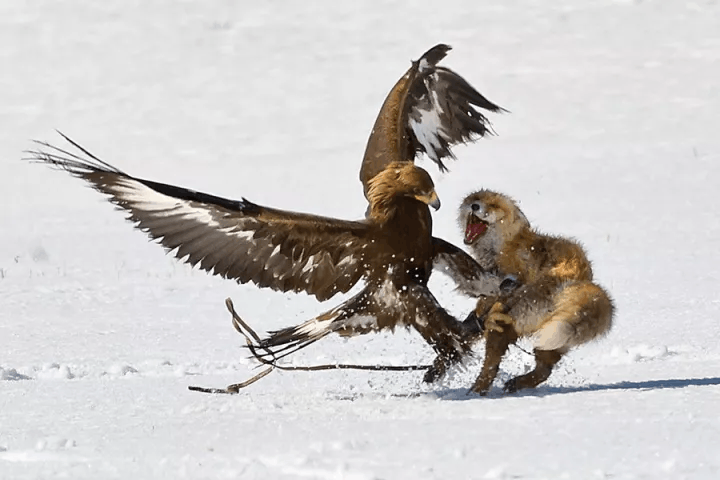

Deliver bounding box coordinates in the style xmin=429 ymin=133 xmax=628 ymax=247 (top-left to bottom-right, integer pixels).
xmin=464 ymin=214 xmax=488 ymax=244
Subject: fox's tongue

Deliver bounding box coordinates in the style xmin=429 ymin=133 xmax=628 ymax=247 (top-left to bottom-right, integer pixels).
xmin=464 ymin=222 xmax=487 ymax=244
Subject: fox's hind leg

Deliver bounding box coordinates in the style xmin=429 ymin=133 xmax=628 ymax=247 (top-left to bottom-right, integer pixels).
xmin=503 ymin=348 xmax=565 ymax=393
xmin=503 ymin=281 xmax=614 ymax=393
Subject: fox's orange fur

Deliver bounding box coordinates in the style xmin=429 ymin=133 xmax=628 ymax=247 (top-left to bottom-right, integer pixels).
xmin=459 ymin=190 xmax=614 ymax=394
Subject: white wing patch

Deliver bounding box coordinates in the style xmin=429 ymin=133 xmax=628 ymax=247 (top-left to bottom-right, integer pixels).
xmin=408 ymin=79 xmax=451 ymax=163
xmin=341 ymin=314 xmax=378 ymax=333
xmin=410 ymin=110 xmax=443 ymax=163
xmin=108 ymin=177 xmax=257 ymax=241
xmin=109 ymin=177 xmax=222 ymax=228
xmin=264 ymin=245 xmax=282 ymax=271
xmin=296 ymin=316 xmax=335 ymax=337
xmin=111 ymin=177 xmax=185 ymax=213
xmin=374 ymin=278 xmax=401 ymax=311
xmin=301 ymin=254 xmax=319 ymax=274
xmin=336 ymin=255 xmax=356 ymax=268
xmin=418 ymin=57 xmax=430 ymax=72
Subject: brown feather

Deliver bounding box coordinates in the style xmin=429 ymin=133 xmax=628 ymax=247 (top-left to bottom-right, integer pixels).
xmin=360 ymin=44 xmax=506 ymax=199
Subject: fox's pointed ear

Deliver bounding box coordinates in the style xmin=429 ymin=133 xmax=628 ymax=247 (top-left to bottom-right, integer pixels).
xmin=512 ymin=208 xmax=530 ymax=229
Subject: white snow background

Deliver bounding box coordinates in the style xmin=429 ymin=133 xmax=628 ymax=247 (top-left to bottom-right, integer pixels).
xmin=2 ymin=1 xmax=719 ymax=479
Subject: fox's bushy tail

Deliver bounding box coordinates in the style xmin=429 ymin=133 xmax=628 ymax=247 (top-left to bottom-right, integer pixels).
xmin=533 ymin=281 xmax=614 ymax=351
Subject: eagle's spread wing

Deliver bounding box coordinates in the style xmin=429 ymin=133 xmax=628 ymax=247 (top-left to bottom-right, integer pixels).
xmin=431 ymin=237 xmax=502 ymax=297
xmin=360 ymin=44 xmax=506 ymax=196
xmin=27 ymin=134 xmax=370 ymax=301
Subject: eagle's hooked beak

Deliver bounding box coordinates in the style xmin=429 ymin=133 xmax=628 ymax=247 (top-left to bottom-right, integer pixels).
xmin=415 ymin=190 xmax=441 ymax=211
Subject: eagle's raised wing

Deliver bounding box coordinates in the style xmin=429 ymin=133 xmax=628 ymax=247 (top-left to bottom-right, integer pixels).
xmin=27 ymin=134 xmax=370 ymax=301
xmin=360 ymin=44 xmax=506 ymax=197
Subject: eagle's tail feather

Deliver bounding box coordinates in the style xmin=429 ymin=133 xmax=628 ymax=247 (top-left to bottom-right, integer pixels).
xmin=252 ymin=331 xmax=332 ymax=364
xmin=257 ymin=310 xmax=344 ymax=362
xmin=248 ymin=289 xmax=376 ymax=363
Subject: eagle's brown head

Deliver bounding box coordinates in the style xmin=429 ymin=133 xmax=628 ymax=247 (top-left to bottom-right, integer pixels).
xmin=367 ymin=162 xmax=440 ymax=222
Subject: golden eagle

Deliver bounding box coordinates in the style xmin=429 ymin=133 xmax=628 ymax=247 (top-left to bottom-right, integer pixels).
xmin=26 ymin=44 xmax=504 ymax=383
xmin=257 ymin=43 xmax=508 ymax=379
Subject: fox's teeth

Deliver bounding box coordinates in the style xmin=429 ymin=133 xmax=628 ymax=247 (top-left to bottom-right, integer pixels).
xmin=464 ymin=215 xmax=488 ymax=244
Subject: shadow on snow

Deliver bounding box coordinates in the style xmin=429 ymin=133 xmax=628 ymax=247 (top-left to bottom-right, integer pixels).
xmin=431 ymin=376 xmax=720 ymax=401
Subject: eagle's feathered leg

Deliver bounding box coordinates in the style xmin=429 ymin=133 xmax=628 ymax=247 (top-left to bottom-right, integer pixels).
xmin=416 ymin=313 xmax=470 ymax=383
xmin=400 ymin=284 xmax=475 ymax=383
xmin=244 ymin=283 xmax=475 ymax=383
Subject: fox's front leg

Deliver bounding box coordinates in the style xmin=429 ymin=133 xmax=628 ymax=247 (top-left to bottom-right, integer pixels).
xmin=469 ymin=303 xmax=518 ymax=395
xmin=470 ymin=324 xmax=517 ymax=395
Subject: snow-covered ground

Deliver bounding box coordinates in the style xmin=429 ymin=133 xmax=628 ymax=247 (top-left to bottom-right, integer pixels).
xmin=2 ymin=1 xmax=720 ymax=478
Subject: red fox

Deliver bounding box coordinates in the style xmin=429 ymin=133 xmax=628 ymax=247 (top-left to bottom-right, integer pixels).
xmin=459 ymin=190 xmax=614 ymax=394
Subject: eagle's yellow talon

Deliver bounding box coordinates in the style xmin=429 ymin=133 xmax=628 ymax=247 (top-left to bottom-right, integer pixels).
xmin=485 ymin=310 xmax=514 ymax=334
